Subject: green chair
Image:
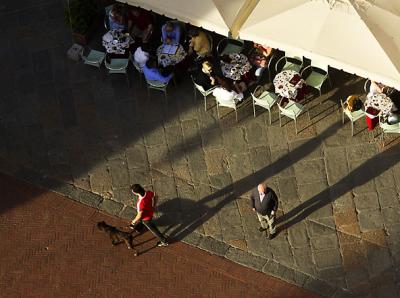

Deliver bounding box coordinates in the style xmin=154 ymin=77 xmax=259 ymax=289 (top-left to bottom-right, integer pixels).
xmin=80 ymin=47 xmax=106 ymax=69
xmin=251 ymin=86 xmax=278 ymax=124
xmin=275 ymin=50 xmax=303 ymax=73
xmin=278 ymin=98 xmax=308 ymax=134
xmin=191 ymin=76 xmax=216 ymax=111
xmin=146 ymin=80 xmax=169 ymax=102
xmin=379 ymin=114 xmax=400 ymax=146
xmin=340 ymin=98 xmax=365 ymax=136
xmin=300 ymin=60 xmax=331 ymax=96
xmin=105 ymin=57 xmax=130 ymax=86
xmin=217 ymin=38 xmax=245 ymax=56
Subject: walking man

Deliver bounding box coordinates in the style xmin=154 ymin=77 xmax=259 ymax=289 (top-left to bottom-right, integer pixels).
xmin=250 ymin=183 xmax=278 ymax=239
xmin=130 ymin=184 xmax=169 ymax=247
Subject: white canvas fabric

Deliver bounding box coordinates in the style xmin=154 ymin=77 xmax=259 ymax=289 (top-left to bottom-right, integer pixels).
xmin=239 ymin=0 xmax=400 ymax=89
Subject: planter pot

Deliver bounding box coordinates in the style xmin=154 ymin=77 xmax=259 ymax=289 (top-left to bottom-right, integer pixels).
xmin=71 ymin=15 xmax=101 ymax=45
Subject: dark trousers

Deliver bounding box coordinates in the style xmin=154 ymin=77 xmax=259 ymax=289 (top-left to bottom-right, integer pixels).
xmin=136 ymin=219 xmax=167 ymax=243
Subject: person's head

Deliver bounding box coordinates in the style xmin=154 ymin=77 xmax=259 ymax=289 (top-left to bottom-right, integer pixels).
xmin=111 ymin=4 xmax=124 ymax=23
xmin=145 ymin=57 xmax=157 ymax=69
xmin=188 ymin=29 xmax=199 ymax=39
xmin=165 ymin=21 xmax=174 ymax=32
xmin=257 ymin=183 xmax=267 ymax=194
xmin=131 ymin=184 xmax=145 ymax=196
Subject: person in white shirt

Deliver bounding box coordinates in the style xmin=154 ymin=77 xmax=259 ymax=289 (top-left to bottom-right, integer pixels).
xmin=133 ymin=44 xmax=150 ymax=67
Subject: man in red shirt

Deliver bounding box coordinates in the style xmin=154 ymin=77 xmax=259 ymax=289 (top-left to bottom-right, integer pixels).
xmin=130 ymin=184 xmax=168 ymax=246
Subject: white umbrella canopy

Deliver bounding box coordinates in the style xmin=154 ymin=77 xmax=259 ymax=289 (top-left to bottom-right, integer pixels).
xmin=239 ymin=0 xmax=400 ymax=89
xmin=119 ymin=0 xmax=245 ymax=36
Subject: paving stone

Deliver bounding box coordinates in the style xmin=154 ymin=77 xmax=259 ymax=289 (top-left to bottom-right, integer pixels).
xmin=297 ymin=181 xmax=328 ymax=203
xmin=288 ymin=138 xmax=323 ymax=161
xmin=310 ymin=233 xmax=339 ymax=250
xmin=108 ymin=159 xmax=129 ymax=187
xmin=202 ymin=215 xmax=223 ymax=240
xmin=112 ymin=187 xmax=132 ymax=206
xmin=292 ymin=247 xmax=315 ymax=274
xmin=152 ymin=174 xmax=177 ymax=198
xmin=201 ymin=128 xmax=224 ymax=151
xmin=353 ymin=192 xmax=380 ymax=211
xmin=146 ymin=145 xmax=172 ymax=173
xmin=358 ymin=209 xmax=384 ymax=231
xmin=303 ymin=277 xmax=336 ymax=297
xmin=349 ymin=159 xmax=377 ymax=195
xmin=313 ymin=248 xmax=342 ymax=269
xmin=293 ymin=159 xmax=326 ymax=184
xmin=244 ymin=120 xmax=268 ymax=148
xmin=222 ymin=126 xmax=248 ymax=155
xmin=366 ymin=246 xmax=393 ymax=278
xmin=246 ymin=238 xmax=273 ymax=259
xmin=180 ymin=231 xmax=204 ymax=246
xmin=307 ymin=220 xmax=337 ymax=237
xmin=270 ymin=149 xmax=295 ymax=177
xmin=119 ymin=206 xmax=136 ymax=220
xmin=267 ymin=126 xmax=288 ymax=151
xmin=128 ymin=167 xmax=152 ymax=187
xmin=100 ymin=199 xmax=124 ymax=216
xmin=144 ymin=126 xmax=166 ymax=146
xmin=209 ymin=172 xmax=232 ymax=189
xmin=89 ymin=162 xmax=112 ymax=195
xmin=228 ymin=153 xmax=253 ymax=181
xmin=204 ymin=148 xmax=228 ymax=175
xmin=222 ymin=226 xmax=245 ymax=241
xmin=225 ymin=247 xmax=267 ymax=271
xmin=347 ymin=143 xmax=379 ymax=161
xmin=249 ymin=146 xmax=271 ymax=172
xmin=375 ymin=168 xmax=396 ymax=189
xmin=198 ymin=236 xmax=229 ymax=257
xmin=126 ymin=145 xmax=149 ymax=169
xmin=288 ymin=222 xmax=310 ymax=248
xmin=308 ymin=204 xmax=334 ymax=221
xmin=378 ymin=188 xmax=400 ymax=208
xmin=182 ymin=119 xmax=202 ymax=146
xmin=219 ymin=207 xmax=243 ymax=228
xmin=381 ymin=207 xmax=400 ymax=227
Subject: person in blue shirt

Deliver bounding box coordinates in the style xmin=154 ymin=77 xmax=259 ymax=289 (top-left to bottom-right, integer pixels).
xmin=161 ymin=21 xmax=181 ymax=45
xmin=108 ymin=4 xmax=127 ymax=31
xmin=142 ymin=58 xmax=173 ymax=83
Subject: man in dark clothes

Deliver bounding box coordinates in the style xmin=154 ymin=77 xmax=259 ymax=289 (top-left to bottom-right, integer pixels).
xmin=250 ymin=183 xmax=278 ymax=239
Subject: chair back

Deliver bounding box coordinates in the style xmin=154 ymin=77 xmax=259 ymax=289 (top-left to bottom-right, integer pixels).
xmin=217 ymin=38 xmax=245 ymax=56
xmin=310 ymin=58 xmax=329 ymax=73
xmin=284 ymin=49 xmax=302 ymax=62
xmin=105 ymin=58 xmax=129 ymax=73
xmin=147 ymin=80 xmax=168 ymax=88
xmin=171 ymin=20 xmax=186 ymax=43
xmin=364 ymin=79 xmax=371 ymax=93
xmin=193 ymin=80 xmax=206 ymax=94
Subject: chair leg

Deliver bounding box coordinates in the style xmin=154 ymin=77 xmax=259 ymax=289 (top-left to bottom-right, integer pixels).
xmin=294 ymin=118 xmax=298 ymax=135
xmin=253 ymin=101 xmax=256 ymax=117
xmin=351 ymin=121 xmax=354 ymax=136
xmin=194 ymin=86 xmax=197 ymax=101
xmin=268 ymin=109 xmax=272 ymax=125
xmin=204 ymin=96 xmax=207 ymax=111
xmin=235 ymin=109 xmax=238 ymax=122
xmin=217 ymin=102 xmax=220 ymax=119
xmin=342 ymin=111 xmax=345 ymax=124
xmin=279 ymin=111 xmax=282 ymax=127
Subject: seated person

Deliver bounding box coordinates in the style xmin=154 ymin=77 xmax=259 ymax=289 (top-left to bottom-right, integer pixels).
xmin=127 ymin=7 xmax=154 ymax=44
xmin=143 ymin=57 xmax=173 ymax=83
xmin=133 ymin=44 xmax=151 ymax=67
xmin=248 ymin=43 xmax=274 ymax=77
xmin=188 ymin=29 xmax=211 ymax=57
xmin=108 ymin=4 xmax=127 ymax=31
xmin=161 ymin=21 xmax=181 ymax=45
xmin=220 ymin=55 xmax=250 ymax=93
xmin=368 ymin=81 xmax=386 ymax=96
xmin=212 ymin=77 xmax=244 ymax=104
xmin=193 ymin=60 xmax=218 ymax=90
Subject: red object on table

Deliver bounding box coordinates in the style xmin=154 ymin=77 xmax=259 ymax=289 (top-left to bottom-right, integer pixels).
xmin=365 ymin=107 xmax=379 ymax=130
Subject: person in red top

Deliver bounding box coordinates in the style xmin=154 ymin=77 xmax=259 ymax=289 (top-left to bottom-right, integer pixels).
xmin=130 ymin=184 xmax=168 ymax=246
xmin=127 ymin=7 xmax=154 ymax=44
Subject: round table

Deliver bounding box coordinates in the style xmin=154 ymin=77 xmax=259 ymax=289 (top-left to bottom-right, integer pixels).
xmin=156 ymin=44 xmax=187 ymax=67
xmin=221 ymin=53 xmax=252 ymax=81
xmin=273 ymin=70 xmax=305 ymax=100
xmin=102 ymin=30 xmax=134 ymax=55
xmin=365 ymin=93 xmax=394 ymax=118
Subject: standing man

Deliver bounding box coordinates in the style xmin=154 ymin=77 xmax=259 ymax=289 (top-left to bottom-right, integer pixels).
xmin=250 ymin=183 xmax=278 ymax=239
xmin=130 ymin=184 xmax=168 ymax=247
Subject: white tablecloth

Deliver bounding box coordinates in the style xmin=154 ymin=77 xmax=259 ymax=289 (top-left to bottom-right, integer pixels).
xmin=156 ymin=44 xmax=187 ymax=67
xmin=273 ymin=70 xmax=305 ymax=99
xmin=102 ymin=30 xmax=133 ymax=54
xmin=221 ymin=53 xmax=252 ymax=81
xmin=365 ymin=93 xmax=394 ymax=118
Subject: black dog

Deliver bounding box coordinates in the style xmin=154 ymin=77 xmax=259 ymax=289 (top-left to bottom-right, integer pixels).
xmin=97 ymin=221 xmax=138 ymax=256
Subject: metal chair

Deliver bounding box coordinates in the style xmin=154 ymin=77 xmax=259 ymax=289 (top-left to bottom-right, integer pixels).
xmin=364 ymin=79 xmax=371 ymax=93
xmin=300 ymin=59 xmax=331 ymax=97
xmin=80 ymin=47 xmax=106 ymax=69
xmin=146 ymin=80 xmax=169 ymax=102
xmin=213 ymin=89 xmax=240 ymax=122
xmin=275 ymin=50 xmax=303 ymax=73
xmin=251 ymin=86 xmax=278 ymax=124
xmin=379 ymin=114 xmax=400 ymax=146
xmin=130 ymin=55 xmax=144 ymax=86
xmin=278 ymin=98 xmax=308 ymax=134
xmin=216 ymin=38 xmax=245 ymax=56
xmin=340 ymin=98 xmax=365 ymax=136
xmin=104 ymin=4 xmax=113 ymax=30
xmin=105 ymin=56 xmax=130 ymax=86
xmin=191 ymin=76 xmax=217 ymax=111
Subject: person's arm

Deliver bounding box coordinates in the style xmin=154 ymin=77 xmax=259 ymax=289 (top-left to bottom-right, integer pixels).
xmin=131 ymin=211 xmax=143 ymax=225
xmin=250 ymin=192 xmax=256 ymax=210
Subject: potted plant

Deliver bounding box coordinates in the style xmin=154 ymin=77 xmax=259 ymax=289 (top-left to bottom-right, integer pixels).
xmin=65 ymin=0 xmax=101 ymax=45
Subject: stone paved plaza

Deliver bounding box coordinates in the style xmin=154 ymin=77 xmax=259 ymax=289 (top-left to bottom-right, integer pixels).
xmin=1 ymin=1 xmax=400 ymax=297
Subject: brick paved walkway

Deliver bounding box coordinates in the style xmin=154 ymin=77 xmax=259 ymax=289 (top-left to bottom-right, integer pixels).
xmin=1 ymin=0 xmax=400 ymax=297
xmin=0 ymin=173 xmax=317 ymax=298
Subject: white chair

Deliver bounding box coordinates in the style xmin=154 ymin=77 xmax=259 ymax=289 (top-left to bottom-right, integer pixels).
xmin=275 ymin=50 xmax=303 ymax=73
xmin=379 ymin=114 xmax=400 ymax=146
xmin=105 ymin=57 xmax=130 ymax=86
xmin=278 ymin=99 xmax=308 ymax=134
xmin=80 ymin=47 xmax=106 ymax=69
xmin=340 ymin=98 xmax=365 ymax=136
xmin=300 ymin=59 xmax=332 ymax=97
xmin=214 ymin=89 xmax=240 ymax=122
xmin=251 ymin=86 xmax=278 ymax=124
xmin=191 ymin=77 xmax=216 ymax=111
xmin=146 ymin=80 xmax=169 ymax=102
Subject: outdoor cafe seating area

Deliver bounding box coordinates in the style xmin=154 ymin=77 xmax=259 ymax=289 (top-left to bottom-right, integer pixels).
xmin=74 ymin=1 xmax=400 ymax=143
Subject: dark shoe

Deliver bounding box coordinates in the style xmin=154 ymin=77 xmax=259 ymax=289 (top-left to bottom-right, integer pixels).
xmin=157 ymin=241 xmax=169 ymax=247
xmin=258 ymin=227 xmax=267 ymax=232
xmin=267 ymin=233 xmax=276 ymax=240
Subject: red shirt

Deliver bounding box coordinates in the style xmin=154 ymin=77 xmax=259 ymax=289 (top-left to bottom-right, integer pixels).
xmin=136 ymin=191 xmax=154 ymax=221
